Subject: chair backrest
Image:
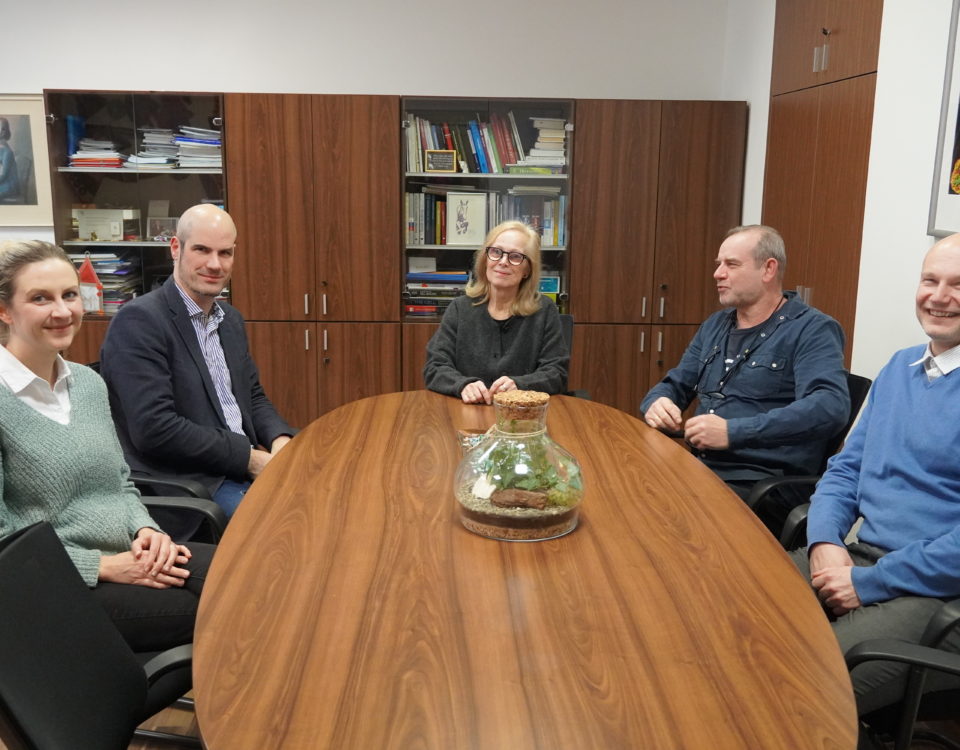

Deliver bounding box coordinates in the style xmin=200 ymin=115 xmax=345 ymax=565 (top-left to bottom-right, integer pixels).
xmin=818 ymin=371 xmax=872 ymax=473
xmin=0 ymin=523 xmax=146 ymax=750
xmin=559 ymin=313 xmax=574 ymax=355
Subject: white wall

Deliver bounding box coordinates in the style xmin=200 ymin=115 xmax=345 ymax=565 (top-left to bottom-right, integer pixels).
xmin=2 ymin=0 xmax=775 ymax=239
xmin=853 ymin=0 xmax=954 ymax=380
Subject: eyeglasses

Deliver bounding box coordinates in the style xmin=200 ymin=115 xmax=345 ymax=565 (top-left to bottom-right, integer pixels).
xmin=485 ymin=246 xmax=529 ymax=266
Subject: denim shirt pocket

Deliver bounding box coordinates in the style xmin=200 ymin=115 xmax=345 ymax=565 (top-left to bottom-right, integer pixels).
xmin=738 ymin=353 xmax=789 ymax=397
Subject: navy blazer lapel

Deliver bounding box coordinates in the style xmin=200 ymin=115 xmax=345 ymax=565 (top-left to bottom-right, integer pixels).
xmin=162 ymin=279 xmax=229 ymax=429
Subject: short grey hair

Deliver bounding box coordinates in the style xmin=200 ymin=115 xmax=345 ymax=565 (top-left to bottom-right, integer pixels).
xmin=725 ymin=224 xmax=786 ymax=279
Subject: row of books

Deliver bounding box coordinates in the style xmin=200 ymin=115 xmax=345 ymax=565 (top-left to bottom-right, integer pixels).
xmin=404 ymin=112 xmax=568 ymax=174
xmin=405 ymin=187 xmax=567 ymax=247
xmin=69 ymin=252 xmax=141 ymax=314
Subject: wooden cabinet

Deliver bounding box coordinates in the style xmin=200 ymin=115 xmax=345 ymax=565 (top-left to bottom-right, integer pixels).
xmin=401 ymin=322 xmax=440 ymax=391
xmin=762 ymin=74 xmax=876 ymax=359
xmin=65 ymin=319 xmax=111 ymax=365
xmin=227 ymin=94 xmax=402 ymax=422
xmin=246 ymin=322 xmax=319 ymax=429
xmin=770 ymin=0 xmax=883 ymax=95
xmin=568 ymin=100 xmax=745 ymax=413
xmin=226 ymin=94 xmax=315 ymax=321
xmin=569 ymin=100 xmax=660 ymax=324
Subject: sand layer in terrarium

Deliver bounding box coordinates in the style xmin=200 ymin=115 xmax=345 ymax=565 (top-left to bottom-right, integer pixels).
xmin=456 ymin=484 xmax=579 ymax=540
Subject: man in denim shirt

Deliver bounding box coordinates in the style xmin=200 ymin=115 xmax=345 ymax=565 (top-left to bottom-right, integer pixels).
xmin=641 ymin=225 xmax=849 ymax=530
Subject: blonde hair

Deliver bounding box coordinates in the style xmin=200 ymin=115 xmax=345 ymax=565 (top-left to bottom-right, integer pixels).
xmin=0 ymin=240 xmax=77 ymax=343
xmin=465 ymin=220 xmax=543 ymax=316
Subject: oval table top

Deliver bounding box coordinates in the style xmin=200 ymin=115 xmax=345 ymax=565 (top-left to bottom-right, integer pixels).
xmin=194 ymin=391 xmax=856 ymax=749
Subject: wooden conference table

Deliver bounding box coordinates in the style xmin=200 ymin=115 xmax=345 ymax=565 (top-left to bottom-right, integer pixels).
xmin=194 ymin=391 xmax=856 ymax=749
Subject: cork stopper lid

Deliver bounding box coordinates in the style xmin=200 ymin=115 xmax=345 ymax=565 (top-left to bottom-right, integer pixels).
xmin=493 ymin=390 xmax=550 ymax=407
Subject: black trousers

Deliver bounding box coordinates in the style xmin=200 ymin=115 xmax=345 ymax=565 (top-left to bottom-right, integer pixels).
xmin=91 ymin=542 xmax=215 ymax=652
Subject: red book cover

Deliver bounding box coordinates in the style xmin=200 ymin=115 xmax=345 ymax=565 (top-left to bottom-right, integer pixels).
xmin=493 ymin=114 xmax=517 ymax=166
xmin=442 ymin=122 xmax=455 ymax=150
xmin=77 ymin=254 xmax=103 ymax=313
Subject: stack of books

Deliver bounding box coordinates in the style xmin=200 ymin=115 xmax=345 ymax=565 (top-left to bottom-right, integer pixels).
xmin=69 ymin=252 xmax=142 ymax=314
xmin=68 ymin=138 xmax=123 ymax=168
xmin=175 ymin=126 xmax=222 ymax=168
xmin=404 ymin=270 xmax=468 ymax=316
xmin=515 ymin=117 xmax=567 ymax=169
xmin=126 ymin=128 xmax=178 ymax=170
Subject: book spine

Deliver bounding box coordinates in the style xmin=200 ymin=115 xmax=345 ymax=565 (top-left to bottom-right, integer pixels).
xmin=460 ymin=124 xmax=479 ymax=173
xmin=468 ymin=121 xmax=490 ymax=173
xmin=442 ymin=122 xmax=455 ymax=150
xmin=507 ymin=110 xmax=526 ymax=162
xmin=493 ymin=113 xmax=517 ymax=166
xmin=482 ymin=123 xmax=501 ymax=173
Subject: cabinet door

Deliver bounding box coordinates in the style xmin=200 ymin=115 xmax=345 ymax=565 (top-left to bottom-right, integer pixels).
xmin=805 ymin=74 xmax=876 ymax=360
xmin=246 ymin=322 xmax=319 ymax=429
xmin=654 ymin=101 xmax=746 ymax=325
xmin=318 ymin=323 xmax=401 ymax=414
xmin=568 ymin=324 xmax=649 ymax=416
xmin=225 ymin=94 xmax=316 ymax=321
xmin=66 ymin=319 xmax=111 ymax=365
xmin=401 ymin=322 xmax=441 ymax=391
xmin=569 ymin=100 xmax=660 ymax=324
xmin=770 ymin=0 xmax=826 ymax=95
xmin=762 ymin=86 xmax=821 ymax=284
xmin=819 ymin=0 xmax=883 ymax=87
xmin=647 ymin=325 xmax=701 ymax=390
xmin=313 ymin=95 xmax=400 ymax=322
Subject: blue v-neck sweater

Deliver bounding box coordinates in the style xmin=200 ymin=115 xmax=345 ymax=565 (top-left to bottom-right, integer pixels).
xmin=808 ymin=344 xmax=960 ymax=605
xmin=0 ymin=364 xmax=156 ymax=586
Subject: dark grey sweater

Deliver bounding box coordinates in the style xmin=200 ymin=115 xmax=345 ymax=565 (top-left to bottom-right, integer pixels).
xmin=423 ymin=295 xmax=569 ymax=397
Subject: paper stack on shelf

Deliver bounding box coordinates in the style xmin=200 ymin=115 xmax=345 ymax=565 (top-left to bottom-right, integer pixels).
xmin=69 ymin=137 xmax=123 ymax=168
xmin=175 ymin=126 xmax=222 ymax=168
xmin=128 ymin=128 xmax=177 ymax=169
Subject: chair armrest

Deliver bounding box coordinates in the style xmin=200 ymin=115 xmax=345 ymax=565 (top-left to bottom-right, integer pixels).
xmin=142 ymin=644 xmax=193 ymax=684
xmin=778 ymin=502 xmax=810 ymax=550
xmin=131 ymin=471 xmax=211 ymax=500
xmin=922 ymin=599 xmax=960 ymax=647
xmin=846 ymin=638 xmax=960 ymax=676
xmin=143 ymin=496 xmax=227 ymax=542
xmin=745 ymin=474 xmax=819 ymax=510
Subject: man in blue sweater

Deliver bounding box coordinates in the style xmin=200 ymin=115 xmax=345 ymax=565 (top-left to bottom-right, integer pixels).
xmin=795 ymin=232 xmax=960 ymax=714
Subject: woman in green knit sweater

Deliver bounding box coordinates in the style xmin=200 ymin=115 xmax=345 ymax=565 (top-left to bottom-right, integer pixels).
xmin=0 ymin=240 xmax=212 ymax=651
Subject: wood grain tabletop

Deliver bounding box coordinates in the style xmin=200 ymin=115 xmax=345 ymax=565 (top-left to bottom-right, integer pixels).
xmin=194 ymin=390 xmax=856 ymax=749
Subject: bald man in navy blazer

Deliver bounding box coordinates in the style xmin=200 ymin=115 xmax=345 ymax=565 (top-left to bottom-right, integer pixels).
xmin=101 ymin=204 xmax=295 ymax=517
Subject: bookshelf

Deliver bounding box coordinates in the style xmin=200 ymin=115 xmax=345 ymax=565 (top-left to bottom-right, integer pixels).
xmin=401 ymin=97 xmax=573 ymax=322
xmin=44 ymin=90 xmax=225 ymax=328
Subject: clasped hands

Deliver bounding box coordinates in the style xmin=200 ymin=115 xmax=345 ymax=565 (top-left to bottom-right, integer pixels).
xmin=643 ymin=396 xmax=730 ymax=450
xmin=98 ymin=528 xmax=192 ymax=589
xmin=809 ymin=542 xmax=861 ymax=616
xmin=461 ymin=376 xmax=517 ymax=404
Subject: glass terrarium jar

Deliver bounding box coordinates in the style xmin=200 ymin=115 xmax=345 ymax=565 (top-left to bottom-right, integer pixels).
xmin=454 ymin=390 xmax=584 ymax=541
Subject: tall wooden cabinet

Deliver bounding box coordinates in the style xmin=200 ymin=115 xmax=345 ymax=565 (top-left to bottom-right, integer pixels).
xmin=226 ymin=94 xmax=401 ymax=428
xmin=763 ymin=0 xmax=882 ymax=360
xmin=568 ymin=100 xmax=747 ymax=414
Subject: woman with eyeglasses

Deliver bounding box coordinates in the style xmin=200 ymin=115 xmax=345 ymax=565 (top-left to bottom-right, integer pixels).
xmin=424 ymin=220 xmax=569 ymax=404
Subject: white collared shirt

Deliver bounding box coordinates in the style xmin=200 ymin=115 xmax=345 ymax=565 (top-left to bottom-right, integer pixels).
xmin=0 ymin=345 xmax=72 ymax=424
xmin=910 ymin=341 xmax=960 ymax=382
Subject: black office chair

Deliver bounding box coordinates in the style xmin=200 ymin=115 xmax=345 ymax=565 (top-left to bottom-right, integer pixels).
xmin=0 ymin=522 xmax=200 ymax=750
xmin=558 ymin=313 xmax=590 ymax=399
xmin=846 ymin=600 xmax=960 ymax=750
xmin=745 ymin=371 xmax=873 ymax=536
xmin=85 ymin=361 xmax=225 ymax=542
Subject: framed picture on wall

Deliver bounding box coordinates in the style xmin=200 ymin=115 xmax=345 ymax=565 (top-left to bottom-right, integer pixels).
xmin=0 ymin=94 xmax=53 ymax=226
xmin=929 ymin=0 xmax=960 ymax=236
